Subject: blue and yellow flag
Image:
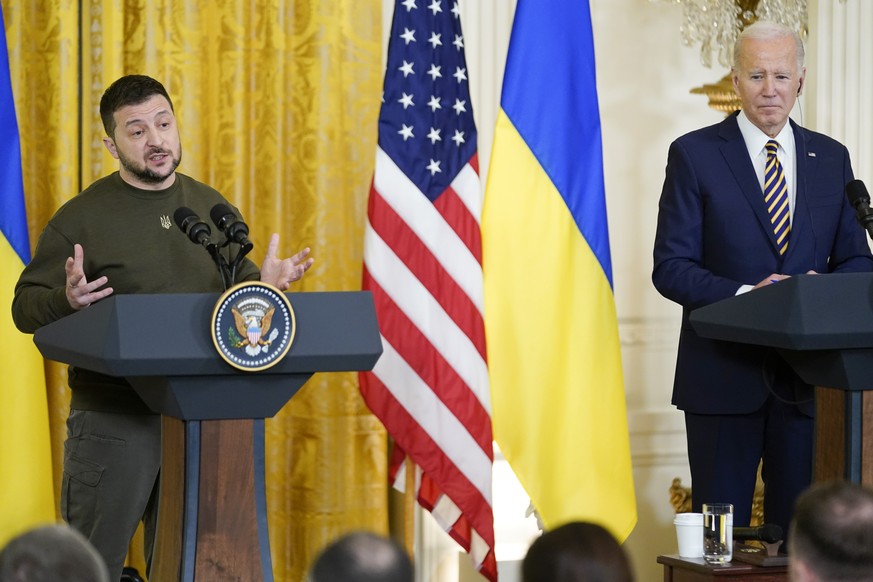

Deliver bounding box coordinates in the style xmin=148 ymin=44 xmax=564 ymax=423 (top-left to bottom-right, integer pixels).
xmin=0 ymin=4 xmax=55 ymax=546
xmin=483 ymin=0 xmax=636 ymax=540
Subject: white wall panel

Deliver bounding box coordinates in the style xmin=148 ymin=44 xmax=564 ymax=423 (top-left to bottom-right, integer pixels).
xmin=807 ymin=0 xmax=873 ymax=186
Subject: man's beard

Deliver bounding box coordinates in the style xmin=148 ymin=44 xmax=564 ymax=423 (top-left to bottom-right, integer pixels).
xmin=118 ymin=146 xmax=182 ymax=185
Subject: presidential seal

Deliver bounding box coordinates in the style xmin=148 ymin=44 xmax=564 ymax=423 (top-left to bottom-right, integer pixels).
xmin=211 ymin=282 xmax=296 ymax=371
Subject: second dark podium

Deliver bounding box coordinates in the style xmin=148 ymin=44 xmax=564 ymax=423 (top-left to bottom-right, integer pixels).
xmin=34 ymin=291 xmax=382 ymax=582
xmin=691 ymin=272 xmax=873 ymax=486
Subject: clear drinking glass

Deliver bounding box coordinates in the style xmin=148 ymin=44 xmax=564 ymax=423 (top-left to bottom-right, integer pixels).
xmin=702 ymin=503 xmax=733 ymax=564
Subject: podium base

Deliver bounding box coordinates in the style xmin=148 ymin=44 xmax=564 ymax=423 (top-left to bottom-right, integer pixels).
xmin=151 ymin=417 xmax=273 ymax=582
xmin=814 ymin=386 xmax=873 ymax=485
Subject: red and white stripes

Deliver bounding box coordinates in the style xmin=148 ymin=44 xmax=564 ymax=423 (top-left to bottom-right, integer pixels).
xmin=361 ymin=147 xmax=496 ymax=580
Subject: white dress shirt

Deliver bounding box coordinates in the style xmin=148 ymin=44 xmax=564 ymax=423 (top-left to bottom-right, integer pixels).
xmin=734 ymin=111 xmax=798 ymax=295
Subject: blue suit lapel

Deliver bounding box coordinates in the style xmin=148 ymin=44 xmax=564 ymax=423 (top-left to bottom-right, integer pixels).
xmin=717 ymin=114 xmax=782 ymax=254
xmin=786 ymin=120 xmax=812 ymax=264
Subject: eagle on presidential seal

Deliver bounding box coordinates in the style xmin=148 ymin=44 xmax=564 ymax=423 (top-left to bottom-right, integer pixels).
xmin=230 ymin=298 xmax=280 ymax=356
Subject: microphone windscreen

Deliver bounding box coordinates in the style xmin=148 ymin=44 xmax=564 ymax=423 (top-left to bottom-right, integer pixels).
xmin=758 ymin=523 xmax=782 ymax=543
xmin=210 ymin=203 xmax=236 ymax=228
xmin=846 ymin=180 xmax=870 ymax=206
xmin=173 ymin=206 xmax=198 ymax=231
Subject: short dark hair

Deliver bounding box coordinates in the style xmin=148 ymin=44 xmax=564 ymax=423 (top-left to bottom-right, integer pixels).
xmin=309 ymin=531 xmax=413 ymax=582
xmin=0 ymin=524 xmax=109 ymax=582
xmin=99 ymin=75 xmax=174 ymax=138
xmin=522 ymin=521 xmax=634 ymax=582
xmin=789 ymin=481 xmax=873 ymax=581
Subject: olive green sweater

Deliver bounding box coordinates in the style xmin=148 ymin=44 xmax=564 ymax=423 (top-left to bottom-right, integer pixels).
xmin=13 ymin=172 xmax=260 ymax=413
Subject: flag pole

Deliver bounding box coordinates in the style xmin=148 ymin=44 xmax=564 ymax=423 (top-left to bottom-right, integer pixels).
xmin=403 ymin=457 xmax=416 ymax=561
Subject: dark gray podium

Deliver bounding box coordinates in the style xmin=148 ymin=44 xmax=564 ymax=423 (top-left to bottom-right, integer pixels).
xmin=690 ymin=272 xmax=873 ymax=486
xmin=33 ymin=291 xmax=382 ymax=582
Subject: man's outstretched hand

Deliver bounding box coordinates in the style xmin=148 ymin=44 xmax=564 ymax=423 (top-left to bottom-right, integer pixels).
xmin=259 ymin=234 xmax=314 ymax=291
xmin=65 ymin=244 xmax=113 ymax=309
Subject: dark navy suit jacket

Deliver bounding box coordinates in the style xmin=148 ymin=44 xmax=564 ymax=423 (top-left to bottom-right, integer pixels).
xmin=653 ymin=112 xmax=873 ymax=416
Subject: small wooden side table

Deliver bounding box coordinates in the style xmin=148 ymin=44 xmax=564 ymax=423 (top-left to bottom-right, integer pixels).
xmin=658 ymin=555 xmax=788 ymax=582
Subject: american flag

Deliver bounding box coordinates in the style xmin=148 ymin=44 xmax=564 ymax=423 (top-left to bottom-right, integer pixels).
xmin=359 ymin=0 xmax=496 ymax=579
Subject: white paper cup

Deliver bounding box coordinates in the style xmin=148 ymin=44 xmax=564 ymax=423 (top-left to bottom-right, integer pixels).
xmin=674 ymin=512 xmax=704 ymax=558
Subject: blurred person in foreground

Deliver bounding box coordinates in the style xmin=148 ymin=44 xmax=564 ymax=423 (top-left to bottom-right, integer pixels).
xmin=308 ymin=531 xmax=413 ymax=582
xmin=522 ymin=521 xmax=634 ymax=582
xmin=789 ymin=481 xmax=873 ymax=582
xmin=0 ymin=524 xmax=109 ymax=582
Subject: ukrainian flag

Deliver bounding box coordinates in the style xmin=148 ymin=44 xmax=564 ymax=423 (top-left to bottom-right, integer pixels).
xmin=483 ymin=0 xmax=636 ymax=540
xmin=0 ymin=5 xmax=55 ymax=545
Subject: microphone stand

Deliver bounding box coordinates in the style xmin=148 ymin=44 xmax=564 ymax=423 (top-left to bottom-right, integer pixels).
xmin=206 ymin=242 xmax=234 ymax=291
xmin=217 ymin=239 xmax=253 ymax=289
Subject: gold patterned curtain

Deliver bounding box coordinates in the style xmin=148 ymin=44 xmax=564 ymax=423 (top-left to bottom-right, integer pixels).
xmin=3 ymin=0 xmax=387 ymax=580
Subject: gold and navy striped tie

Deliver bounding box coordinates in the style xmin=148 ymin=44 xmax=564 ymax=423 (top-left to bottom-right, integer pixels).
xmin=764 ymin=140 xmax=790 ymax=255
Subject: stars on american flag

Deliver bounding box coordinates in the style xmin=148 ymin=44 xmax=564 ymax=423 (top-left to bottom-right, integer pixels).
xmin=398 ymin=124 xmax=415 ymax=141
xmin=399 ymin=60 xmax=415 ymax=77
xmin=398 ymin=92 xmax=415 ymax=109
xmin=377 ymin=0 xmax=476 ymax=200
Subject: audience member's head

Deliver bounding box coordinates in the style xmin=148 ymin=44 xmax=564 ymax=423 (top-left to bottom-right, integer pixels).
xmin=789 ymin=481 xmax=873 ymax=582
xmin=309 ymin=531 xmax=413 ymax=582
xmin=0 ymin=524 xmax=109 ymax=582
xmin=522 ymin=521 xmax=634 ymax=582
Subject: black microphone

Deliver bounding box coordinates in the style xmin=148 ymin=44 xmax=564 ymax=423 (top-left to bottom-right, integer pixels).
xmin=847 ymin=180 xmax=873 ymax=239
xmin=174 ymin=207 xmax=233 ymax=289
xmin=733 ymin=524 xmax=783 ymax=543
xmin=210 ymin=203 xmax=252 ymax=249
xmin=173 ymin=207 xmax=211 ymax=247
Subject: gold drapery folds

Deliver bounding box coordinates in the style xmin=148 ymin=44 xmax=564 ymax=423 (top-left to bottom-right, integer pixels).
xmin=4 ymin=1 xmax=387 ymax=579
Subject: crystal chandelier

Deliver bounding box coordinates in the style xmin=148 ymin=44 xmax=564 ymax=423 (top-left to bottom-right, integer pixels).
xmin=669 ymin=0 xmax=808 ymax=69
xmin=653 ymin=0 xmax=810 ymax=112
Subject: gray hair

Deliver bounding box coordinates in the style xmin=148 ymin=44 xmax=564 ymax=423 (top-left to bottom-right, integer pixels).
xmin=733 ymin=21 xmax=805 ymax=71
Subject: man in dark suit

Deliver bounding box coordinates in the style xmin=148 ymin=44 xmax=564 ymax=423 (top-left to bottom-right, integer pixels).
xmin=653 ymin=21 xmax=873 ymax=541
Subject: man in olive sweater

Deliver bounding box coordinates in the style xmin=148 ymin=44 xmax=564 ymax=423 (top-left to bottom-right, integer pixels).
xmin=11 ymin=75 xmax=313 ymax=580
